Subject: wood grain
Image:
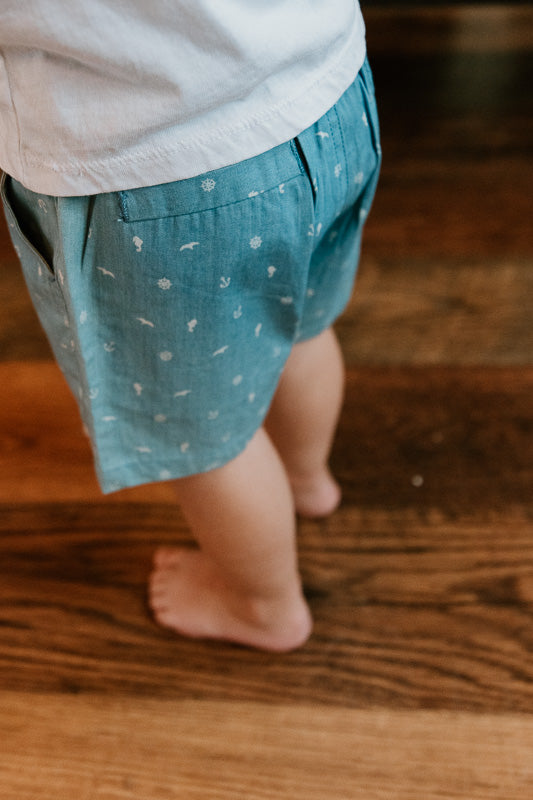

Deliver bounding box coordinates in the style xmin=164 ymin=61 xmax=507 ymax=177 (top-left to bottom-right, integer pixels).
xmin=2 ymin=692 xmax=533 ymax=800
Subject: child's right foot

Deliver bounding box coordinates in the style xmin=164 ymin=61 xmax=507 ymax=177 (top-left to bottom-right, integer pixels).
xmin=290 ymin=467 xmax=342 ymax=518
xmin=149 ymin=547 xmax=313 ymax=652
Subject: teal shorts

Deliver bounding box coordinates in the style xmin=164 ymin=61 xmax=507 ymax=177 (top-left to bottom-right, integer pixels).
xmin=2 ymin=58 xmax=381 ymax=493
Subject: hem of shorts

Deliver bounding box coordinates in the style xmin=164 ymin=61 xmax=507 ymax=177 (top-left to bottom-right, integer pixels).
xmin=95 ymin=431 xmax=256 ymax=494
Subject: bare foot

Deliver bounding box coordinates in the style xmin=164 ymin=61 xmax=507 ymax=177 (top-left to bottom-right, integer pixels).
xmin=149 ymin=547 xmax=313 ymax=652
xmin=290 ymin=468 xmax=342 ymax=518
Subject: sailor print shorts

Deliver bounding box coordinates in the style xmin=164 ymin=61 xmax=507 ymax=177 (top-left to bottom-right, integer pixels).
xmin=1 ymin=58 xmax=381 ymax=493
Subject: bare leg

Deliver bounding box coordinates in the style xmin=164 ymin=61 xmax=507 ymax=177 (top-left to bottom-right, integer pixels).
xmin=265 ymin=326 xmax=345 ymax=518
xmin=149 ymin=427 xmax=312 ymax=652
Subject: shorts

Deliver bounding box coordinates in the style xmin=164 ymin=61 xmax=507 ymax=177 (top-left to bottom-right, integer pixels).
xmin=1 ymin=58 xmax=381 ymax=493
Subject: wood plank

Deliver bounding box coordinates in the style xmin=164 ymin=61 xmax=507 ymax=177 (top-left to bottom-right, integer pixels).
xmin=2 ymin=362 xmax=531 ymax=509
xmin=2 ymin=503 xmax=533 ymax=709
xmin=339 ymin=256 xmax=533 ymax=365
xmin=2 ymin=692 xmax=533 ymax=799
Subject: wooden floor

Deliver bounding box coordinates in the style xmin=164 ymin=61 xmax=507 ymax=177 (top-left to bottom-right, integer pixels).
xmin=1 ymin=5 xmax=533 ymax=798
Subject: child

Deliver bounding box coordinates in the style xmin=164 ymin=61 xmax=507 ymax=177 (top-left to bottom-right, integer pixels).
xmin=0 ymin=1 xmax=380 ymax=651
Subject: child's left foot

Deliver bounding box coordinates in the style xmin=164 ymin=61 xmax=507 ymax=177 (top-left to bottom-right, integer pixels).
xmin=149 ymin=547 xmax=313 ymax=652
xmin=290 ymin=468 xmax=342 ymax=518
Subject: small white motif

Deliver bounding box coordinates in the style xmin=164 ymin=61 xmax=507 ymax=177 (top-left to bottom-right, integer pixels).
xmin=187 ymin=319 xmax=198 ymax=333
xmin=306 ymin=288 xmax=315 ymax=298
xmin=308 ymin=224 xmax=315 ymax=237
xmin=37 ymin=265 xmax=43 ymax=277
xmin=133 ymin=383 xmax=143 ymax=395
xmin=232 ymin=375 xmax=243 ymax=386
xmin=180 ymin=442 xmax=190 ymax=453
xmin=315 ymin=309 xmax=325 ymax=318
xmin=154 ymin=414 xmax=167 ymax=423
xmin=316 ymin=222 xmax=323 ymax=236
xmin=136 ymin=446 xmax=152 ymax=453
xmin=133 ymin=236 xmax=143 ymax=252
xmin=249 ymin=236 xmax=262 ymax=249
xmin=201 ymin=178 xmax=216 ymax=192
xmin=79 ymin=310 xmax=88 ymax=324
xmin=273 ymin=346 xmax=282 ymax=358
xmin=313 ymin=177 xmax=318 ymax=193
xmin=219 ymin=276 xmax=231 ymax=289
xmin=174 ymin=389 xmax=191 ymax=397
xmin=359 ymin=208 xmax=368 ymax=222
xmin=57 ymin=268 xmax=65 ymax=286
xmin=63 ymin=315 xmax=70 ymax=328
xmin=267 ymin=265 xmax=276 ymax=278
xmin=362 ymin=112 xmax=368 ymax=126
xmin=221 ymin=433 xmax=231 ymax=443
xmin=38 ymin=198 xmax=48 ymax=213
xmin=157 ymin=277 xmax=172 ymax=290
xmin=280 ymin=296 xmax=293 ymax=305
xmin=180 ymin=242 xmax=199 ymax=252
xmin=212 ymin=345 xmax=229 ymax=357
xmin=208 ymin=410 xmax=219 ymax=420
xmin=89 ymin=388 xmax=99 ymax=400
xmin=103 ymin=342 xmax=116 ymax=352
xmin=233 ymin=305 xmax=242 ymax=319
xmin=254 ymin=323 xmax=262 ymax=338
xmin=334 ymin=164 xmax=342 ymax=178
xmin=248 ymin=190 xmax=259 ymax=198
xmin=136 ymin=317 xmax=155 ymax=327
xmin=279 ymin=184 xmax=285 ymax=194
xmin=159 ymin=351 xmax=173 ymax=361
xmin=159 ymin=469 xmax=172 ymax=480
xmin=97 ymin=267 xmax=115 ymax=278
xmin=354 ymin=171 xmax=364 ymax=185
xmin=248 ymin=393 xmax=256 ymax=403
xmin=102 ymin=416 xmax=117 ymax=422
xmin=316 ymin=131 xmax=329 ymax=139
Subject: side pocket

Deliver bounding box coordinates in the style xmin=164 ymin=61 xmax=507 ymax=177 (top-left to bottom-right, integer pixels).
xmin=1 ymin=172 xmax=56 ymax=278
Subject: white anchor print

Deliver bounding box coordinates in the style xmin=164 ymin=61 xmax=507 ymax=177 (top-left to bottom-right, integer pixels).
xmin=102 ymin=415 xmax=117 ymax=422
xmin=187 ymin=319 xmax=198 ymax=332
xmin=174 ymin=390 xmax=191 ymax=397
xmin=208 ymin=410 xmax=219 ymax=420
xmin=212 ymin=345 xmax=229 ymax=357
xmin=159 ymin=351 xmax=173 ymax=361
xmin=79 ymin=310 xmax=88 ymax=324
xmin=267 ymin=266 xmax=276 ymax=278
xmin=133 ymin=383 xmax=143 ymax=395
xmin=232 ymin=375 xmax=243 ymax=386
xmin=280 ymin=297 xmax=293 ymax=305
xmin=89 ymin=388 xmax=99 ymax=400
xmin=279 ymin=184 xmax=285 ymax=194
xmin=38 ymin=198 xmax=48 ymax=213
xmin=316 ymin=131 xmax=329 ymax=139
xmin=103 ymin=342 xmax=116 ymax=352
xmin=97 ymin=267 xmax=115 ymax=278
xmin=334 ymin=164 xmax=342 ymax=178
xmin=180 ymin=442 xmax=190 ymax=453
xmin=180 ymin=242 xmax=199 ymax=252
xmin=219 ymin=276 xmax=231 ymax=289
xmin=136 ymin=317 xmax=155 ymax=327
xmin=233 ymin=305 xmax=242 ymax=319
xmin=254 ymin=323 xmax=262 ymax=337
xmin=133 ymin=236 xmax=143 ymax=252
xmin=136 ymin=446 xmax=152 ymax=453
xmin=248 ymin=190 xmax=259 ymax=198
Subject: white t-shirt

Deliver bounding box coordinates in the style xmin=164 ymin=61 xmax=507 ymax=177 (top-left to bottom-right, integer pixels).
xmin=0 ymin=1 xmax=366 ymax=195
